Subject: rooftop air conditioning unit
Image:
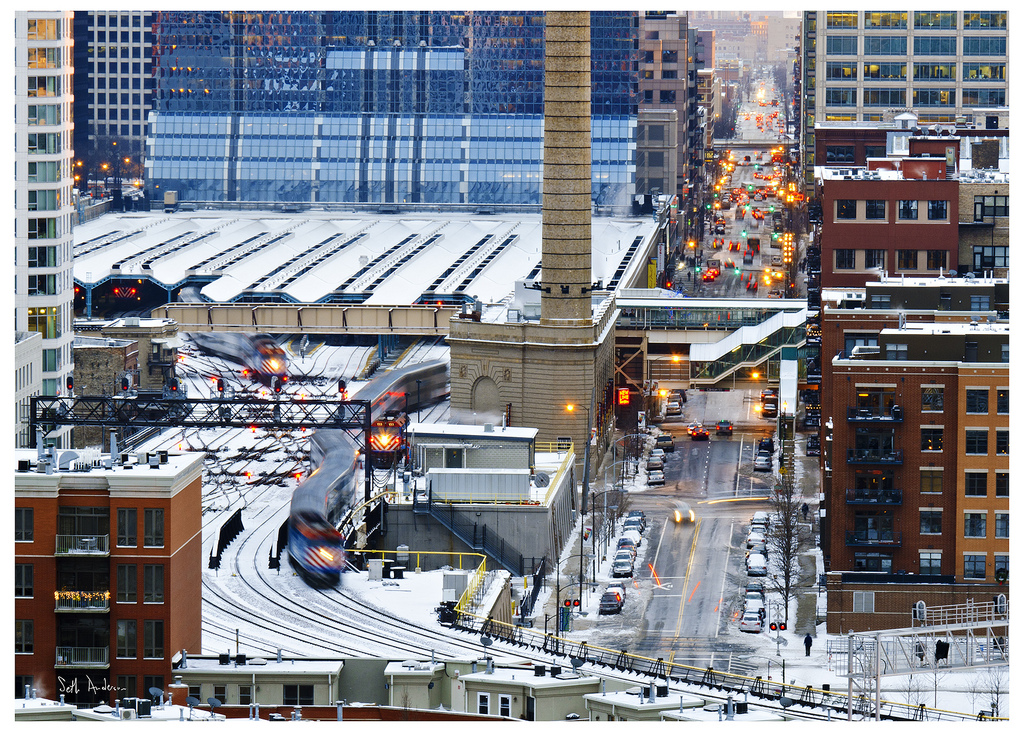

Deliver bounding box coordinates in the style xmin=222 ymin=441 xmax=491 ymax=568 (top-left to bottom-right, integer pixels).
xmin=121 ymin=709 xmax=137 ymax=720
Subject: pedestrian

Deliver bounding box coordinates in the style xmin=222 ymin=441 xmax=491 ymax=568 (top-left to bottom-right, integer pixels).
xmin=801 ymin=503 xmax=809 ymax=520
xmin=804 ymin=633 xmax=813 ymax=656
xmin=916 ymin=641 xmax=925 ymax=666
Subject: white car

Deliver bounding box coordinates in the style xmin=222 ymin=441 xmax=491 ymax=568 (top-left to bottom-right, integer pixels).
xmin=647 ymin=470 xmax=665 ymax=486
xmin=753 ymin=454 xmax=772 ymax=472
xmin=746 ymin=532 xmax=765 ymax=548
xmin=650 ymin=448 xmax=666 ymax=460
xmin=744 ymin=595 xmax=765 ymax=616
xmin=612 ymin=559 xmax=633 ymax=578
xmin=739 ymin=611 xmax=763 ymax=633
xmin=746 ymin=553 xmax=768 ymax=576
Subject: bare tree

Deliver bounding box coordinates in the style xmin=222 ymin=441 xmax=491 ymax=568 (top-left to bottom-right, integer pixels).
xmin=764 ymin=470 xmax=807 ymax=623
xmin=896 ymin=674 xmax=924 ymax=708
xmin=979 ymin=665 xmax=1008 ymax=718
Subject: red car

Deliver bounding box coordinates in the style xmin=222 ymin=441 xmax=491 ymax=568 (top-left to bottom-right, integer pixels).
xmin=690 ymin=426 xmax=710 ymax=441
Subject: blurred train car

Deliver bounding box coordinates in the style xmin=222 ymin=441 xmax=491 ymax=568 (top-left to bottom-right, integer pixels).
xmin=189 ymin=332 xmax=288 ymax=388
xmin=288 ymin=360 xmax=448 ymax=585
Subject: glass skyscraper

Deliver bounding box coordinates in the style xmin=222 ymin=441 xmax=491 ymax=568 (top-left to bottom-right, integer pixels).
xmin=146 ymin=11 xmax=639 ymax=207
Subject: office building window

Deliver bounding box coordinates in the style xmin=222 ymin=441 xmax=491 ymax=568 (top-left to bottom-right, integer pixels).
xmin=825 ymin=62 xmax=857 ymax=81
xmin=994 ymin=513 xmax=1008 ymax=539
xmin=995 ymin=430 xmax=1008 ymax=455
xmin=970 ymin=294 xmax=991 ymax=311
xmin=963 ymin=37 xmax=1006 ymax=56
xmin=896 ymin=250 xmax=918 ymax=270
xmin=144 ymin=508 xmax=164 ymax=547
xmin=117 ymin=564 xmax=137 ymax=603
xmin=915 ymin=11 xmax=956 ymax=28
xmin=825 ymin=88 xmax=856 ymax=106
xmin=920 ymin=469 xmax=942 ymax=494
xmin=926 ymin=250 xmax=946 ymax=270
xmin=914 ymin=36 xmax=956 ymax=55
xmin=835 ymin=249 xmax=856 ymax=269
xmin=974 ymin=195 xmax=1008 ymax=219
xmin=919 ymin=551 xmax=942 ymax=575
xmin=964 ymin=12 xmax=1007 ymax=28
xmin=963 ymin=555 xmax=986 ymax=579
xmin=973 ymin=244 xmax=1008 ymax=268
xmin=864 ymin=12 xmax=906 ymax=28
xmin=116 ymin=619 xmax=137 ymax=658
xmin=964 ymin=513 xmax=986 ymax=539
xmin=898 ymin=200 xmax=918 ymax=220
xmin=864 ymin=88 xmax=906 ymax=106
xmin=963 ymin=89 xmax=1006 ymax=107
xmin=659 ymin=90 xmax=675 ymax=104
xmin=864 ymin=250 xmax=885 ymax=269
xmin=921 ymin=428 xmax=943 ymax=452
xmin=143 ymin=619 xmax=164 ymax=659
xmin=920 ymin=511 xmax=942 ymax=534
xmin=964 ymin=430 xmax=987 ymax=455
xmin=117 ymin=508 xmax=137 ymax=546
xmin=995 ymin=472 xmax=1008 ymax=497
xmin=914 ymin=63 xmax=955 ymax=80
xmin=15 ymin=564 xmax=33 ymax=598
xmin=927 ymin=200 xmax=948 ymax=220
xmin=852 ymin=591 xmax=875 ymax=613
xmin=864 ymin=36 xmax=907 ymax=55
xmin=143 ymin=565 xmax=164 ymax=603
xmin=15 ymin=508 xmax=33 ymax=542
xmin=15 ymin=620 xmax=33 ymax=654
xmin=885 ymin=343 xmax=908 ymax=360
xmin=965 ymin=389 xmax=988 ymax=414
xmin=996 ymin=389 xmax=1008 ymax=414
xmin=964 ymin=472 xmax=987 ymax=497
xmin=863 ymin=62 xmax=907 ymax=79
xmin=913 ymin=89 xmax=955 ymax=107
xmin=865 ymin=200 xmax=886 ymax=219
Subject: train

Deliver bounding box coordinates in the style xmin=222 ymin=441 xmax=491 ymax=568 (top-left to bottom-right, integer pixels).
xmin=287 ymin=360 xmax=448 ymax=585
xmin=189 ymin=332 xmax=288 ymax=388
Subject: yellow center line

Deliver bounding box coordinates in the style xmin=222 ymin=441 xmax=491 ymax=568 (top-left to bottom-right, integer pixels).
xmin=673 ymin=517 xmax=703 ymax=638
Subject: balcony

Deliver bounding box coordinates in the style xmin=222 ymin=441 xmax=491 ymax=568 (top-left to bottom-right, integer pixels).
xmin=55 ymin=646 xmax=109 ymax=669
xmin=847 ymin=406 xmax=904 ymax=423
xmin=54 ymin=534 xmax=110 ymax=557
xmin=845 ymin=488 xmax=902 ymax=505
xmin=845 ymin=530 xmax=902 ymax=548
xmin=54 ymin=590 xmax=111 ymax=613
xmin=846 ymin=448 xmax=903 ymax=465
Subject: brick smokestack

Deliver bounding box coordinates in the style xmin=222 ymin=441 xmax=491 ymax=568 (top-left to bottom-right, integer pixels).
xmin=540 ymin=11 xmax=592 ymax=324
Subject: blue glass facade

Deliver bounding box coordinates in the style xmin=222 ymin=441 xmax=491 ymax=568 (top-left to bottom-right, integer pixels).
xmin=146 ymin=11 xmax=638 ymax=206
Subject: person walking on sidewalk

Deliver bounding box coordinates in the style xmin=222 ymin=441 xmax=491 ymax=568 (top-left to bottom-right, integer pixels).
xmin=804 ymin=633 xmax=813 ymax=656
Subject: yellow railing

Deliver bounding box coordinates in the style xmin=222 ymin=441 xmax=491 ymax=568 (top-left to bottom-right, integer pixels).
xmin=455 ymin=557 xmax=488 ymax=616
xmin=534 ymin=440 xmax=574 ymax=505
xmin=349 ymin=548 xmax=485 ymax=572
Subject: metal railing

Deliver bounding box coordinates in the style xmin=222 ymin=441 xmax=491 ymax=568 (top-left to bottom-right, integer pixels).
xmin=454 ymin=557 xmax=488 ymax=616
xmin=55 ymin=590 xmax=110 ymax=612
xmin=847 ymin=406 xmax=903 ymax=423
xmin=845 ymin=530 xmax=902 ymax=547
xmin=845 ymin=489 xmax=902 ymax=505
xmin=55 ymin=646 xmax=109 ymax=667
xmin=54 ymin=534 xmax=110 ymax=555
xmin=846 ymin=448 xmax=903 ymax=465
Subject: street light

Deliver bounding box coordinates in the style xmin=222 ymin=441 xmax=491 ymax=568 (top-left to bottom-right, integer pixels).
xmin=566 ymin=395 xmax=594 ymax=611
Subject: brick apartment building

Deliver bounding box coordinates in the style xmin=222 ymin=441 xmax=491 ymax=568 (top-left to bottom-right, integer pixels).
xmin=15 ymin=447 xmax=204 ymax=706
xmin=819 ymin=279 xmax=1009 ymax=632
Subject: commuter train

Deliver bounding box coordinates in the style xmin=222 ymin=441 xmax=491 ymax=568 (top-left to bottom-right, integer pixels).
xmin=189 ymin=332 xmax=288 ymax=388
xmin=288 ymin=360 xmax=448 ymax=585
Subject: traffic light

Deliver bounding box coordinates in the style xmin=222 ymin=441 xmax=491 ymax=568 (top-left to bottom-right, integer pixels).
xmin=769 ymin=621 xmax=778 ymax=631
xmin=169 ymin=378 xmax=179 ymax=393
xmin=66 ymin=375 xmax=74 ymax=393
xmin=735 ymin=267 xmax=741 ymax=276
xmin=121 ymin=376 xmax=130 ymax=392
xmin=216 ymin=377 xmax=225 ymax=393
xmin=273 ymin=377 xmax=282 ymax=394
xmin=338 ymin=378 xmax=347 ymax=395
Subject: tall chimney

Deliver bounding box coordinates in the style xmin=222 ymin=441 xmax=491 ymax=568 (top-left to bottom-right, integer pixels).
xmin=540 ymin=11 xmax=592 ymax=324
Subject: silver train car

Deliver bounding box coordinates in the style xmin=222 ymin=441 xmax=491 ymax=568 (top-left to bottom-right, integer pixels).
xmin=190 ymin=332 xmax=288 ymax=387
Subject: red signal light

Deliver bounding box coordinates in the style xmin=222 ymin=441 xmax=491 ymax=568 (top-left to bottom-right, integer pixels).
xmin=564 ymin=599 xmax=571 ymax=608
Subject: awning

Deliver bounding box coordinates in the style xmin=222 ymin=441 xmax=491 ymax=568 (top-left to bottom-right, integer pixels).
xmin=152 ymin=336 xmax=185 ymax=349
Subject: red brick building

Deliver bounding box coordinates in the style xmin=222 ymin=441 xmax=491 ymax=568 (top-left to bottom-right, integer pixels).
xmin=819 ymin=279 xmax=1009 ymax=632
xmin=15 ymin=447 xmax=204 ymax=705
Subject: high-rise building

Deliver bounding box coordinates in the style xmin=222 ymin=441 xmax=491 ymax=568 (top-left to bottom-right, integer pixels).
xmin=800 ymin=10 xmax=1008 ymax=191
xmin=72 ymin=11 xmax=155 ymax=200
xmin=15 ymin=10 xmax=77 ymax=449
xmin=144 ymin=11 xmax=638 ymax=208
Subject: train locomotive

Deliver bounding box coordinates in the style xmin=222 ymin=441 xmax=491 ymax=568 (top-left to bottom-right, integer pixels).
xmin=189 ymin=332 xmax=288 ymax=388
xmin=287 ymin=360 xmax=448 ymax=585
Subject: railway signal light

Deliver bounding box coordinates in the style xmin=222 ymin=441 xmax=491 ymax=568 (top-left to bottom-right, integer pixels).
xmin=564 ymin=599 xmax=572 ymax=608
xmin=169 ymin=379 xmax=178 ymax=392
xmin=216 ymin=377 xmax=225 ymax=393
xmin=121 ymin=376 xmax=130 ymax=392
xmin=780 ymin=621 xmax=787 ymax=631
xmin=66 ymin=375 xmax=74 ymax=392
xmin=770 ymin=621 xmax=778 ymax=631
xmin=338 ymin=378 xmax=347 ymax=395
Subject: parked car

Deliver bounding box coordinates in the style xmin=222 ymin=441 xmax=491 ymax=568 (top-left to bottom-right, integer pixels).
xmin=599 ymin=590 xmax=624 ymax=614
xmin=806 ymin=435 xmax=821 ymax=456
xmin=746 ymin=543 xmax=766 ymax=559
xmin=739 ymin=611 xmax=763 ymax=633
xmin=746 ymin=531 xmax=765 ymax=549
xmin=752 ymin=511 xmax=770 ymax=531
xmin=647 ymin=470 xmax=665 ymax=486
xmin=753 ymin=454 xmax=772 ymax=471
xmin=655 ymin=434 xmax=675 ymax=452
xmin=757 ymin=437 xmax=774 ymax=455
xmin=623 ymin=529 xmax=642 ymax=547
xmin=650 ymin=448 xmax=666 ymax=460
xmin=617 ymin=537 xmax=638 ymax=555
xmin=623 ymin=517 xmax=645 ymax=534
xmin=690 ymin=426 xmax=710 ymax=441
xmin=646 ymin=457 xmax=664 ymax=472
xmin=744 ymin=595 xmax=765 ymax=616
xmin=665 ymin=401 xmax=682 ymax=416
xmin=611 ymin=559 xmax=633 ymax=578
xmin=746 ymin=581 xmax=765 ymax=597
xmin=627 ymin=510 xmax=646 ymax=529
xmin=716 ymin=420 xmax=733 ymax=435
xmin=746 ymin=553 xmax=767 ymax=576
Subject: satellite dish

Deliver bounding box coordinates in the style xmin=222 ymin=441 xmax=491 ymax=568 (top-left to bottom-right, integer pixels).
xmin=207 ymin=698 xmax=223 ymax=709
xmin=534 ymin=472 xmax=550 ymax=488
xmin=186 ymin=696 xmax=201 ymax=707
xmin=779 ymin=697 xmax=795 ymax=708
xmin=480 ymin=636 xmax=493 ymax=647
xmin=570 ymin=657 xmax=585 ymax=669
xmin=148 ymin=687 xmax=164 ymax=698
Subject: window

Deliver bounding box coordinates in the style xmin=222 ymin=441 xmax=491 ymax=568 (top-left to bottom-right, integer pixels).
xmin=970 ymin=295 xmax=990 ymax=311
xmin=117 ymin=564 xmax=137 ymax=603
xmin=915 ymin=11 xmax=956 ymax=28
xmin=661 ymin=50 xmax=677 ymax=64
xmin=964 ymin=472 xmax=987 ymax=497
xmin=885 ymin=343 xmax=908 ymax=360
xmin=897 ymin=250 xmax=918 ymax=270
xmin=117 ymin=508 xmax=137 ymax=546
xmin=914 ymin=63 xmax=956 ymax=80
xmin=863 ymin=88 xmax=906 ymax=106
xmin=144 ymin=508 xmax=164 ymax=547
xmin=914 ymin=36 xmax=956 ymax=55
xmin=143 ymin=565 xmax=164 ymax=603
xmin=926 ymin=250 xmax=946 ymax=270
xmin=213 ymin=685 xmax=227 ymax=704
xmin=16 ymin=620 xmax=33 ymax=654
xmin=284 ymin=685 xmax=314 ymax=706
xmin=974 ymin=195 xmax=1008 ymax=220
xmin=963 ymin=89 xmax=1006 ymax=107
xmin=15 ymin=564 xmax=33 ymax=598
xmin=964 ymin=555 xmax=986 ymax=579
xmin=864 ymin=200 xmax=886 ymax=220
xmin=963 ymin=37 xmax=1006 ymax=56
xmin=477 ymin=692 xmax=490 ymax=715
xmin=864 ymin=145 xmax=886 ymax=159
xmin=965 ymin=389 xmax=988 ymax=414
xmin=117 ymin=676 xmax=137 ymax=699
xmin=863 ymin=62 xmax=906 ymax=79
xmin=864 ymin=36 xmax=907 ymax=55
xmin=835 ymin=249 xmax=856 ymax=269
xmin=995 ymin=472 xmax=1008 ymax=498
xmin=927 ymin=200 xmax=948 ymax=220
xmin=116 ymin=619 xmax=137 ymax=658
xmin=864 ymin=250 xmax=885 ymax=269
xmin=995 ymin=430 xmax=1008 ymax=455
xmin=143 ymin=619 xmax=164 ymax=658
xmin=896 ymin=200 xmax=917 ymax=220
xmin=852 ymin=591 xmax=875 ymax=613
xmin=825 ymin=62 xmax=857 ymax=81
xmin=825 ymin=145 xmax=855 ymax=163
xmin=920 ymin=511 xmax=942 ymax=534
xmin=919 ymin=552 xmax=942 ymax=575
xmin=499 ymin=694 xmax=512 ymax=717
xmin=661 ymin=70 xmax=677 ymax=80
xmin=825 ymin=88 xmax=856 ymax=106
xmin=964 ymin=513 xmax=986 ymax=539
xmin=996 ymin=389 xmax=1008 ymax=414
xmin=826 ymin=36 xmax=858 ymax=55
xmin=921 ymin=428 xmax=943 ymax=452
xmin=659 ymin=90 xmax=676 ymax=104
xmin=864 ymin=12 xmax=906 ymax=28
xmin=16 ymin=508 xmax=33 ymax=542
xmin=913 ymin=89 xmax=955 ymax=107
xmin=144 ymin=677 xmax=165 ymax=699
xmin=994 ymin=513 xmax=1008 ymax=539
xmin=1001 ymin=344 xmax=1009 ymax=363
xmin=239 ymin=686 xmax=253 ymax=706
xmin=994 ymin=555 xmax=1008 ymax=579
xmin=963 ymin=12 xmax=1007 ymax=29
xmin=922 ymin=387 xmax=944 ymax=411
xmin=920 ymin=469 xmax=943 ymax=494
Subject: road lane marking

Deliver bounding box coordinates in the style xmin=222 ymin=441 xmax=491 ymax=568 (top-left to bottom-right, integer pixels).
xmin=673 ymin=517 xmax=702 ymax=637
